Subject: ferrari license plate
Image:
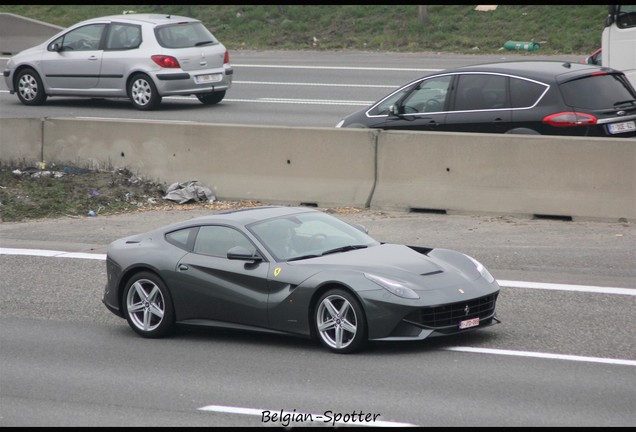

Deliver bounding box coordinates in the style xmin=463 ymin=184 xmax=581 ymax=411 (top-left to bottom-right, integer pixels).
xmin=607 ymin=120 xmax=636 ymax=134
xmin=194 ymin=73 xmax=222 ymax=84
xmin=459 ymin=317 xmax=479 ymax=329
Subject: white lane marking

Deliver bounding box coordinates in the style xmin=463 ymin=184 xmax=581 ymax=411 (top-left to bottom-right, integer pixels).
xmin=446 ymin=346 xmax=636 ymax=366
xmin=234 ymin=80 xmax=396 ymax=88
xmin=197 ymin=404 xmax=416 ymax=427
xmin=233 ymin=63 xmax=442 ymax=73
xmin=497 ymin=280 xmax=636 ymax=296
xmin=0 ymin=247 xmax=106 ymax=260
xmin=1 ymin=247 xmax=634 ymax=295
xmin=226 ymin=97 xmax=373 ymax=105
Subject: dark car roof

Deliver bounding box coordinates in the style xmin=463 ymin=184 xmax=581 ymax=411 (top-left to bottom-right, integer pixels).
xmin=443 ymin=60 xmax=613 ymax=83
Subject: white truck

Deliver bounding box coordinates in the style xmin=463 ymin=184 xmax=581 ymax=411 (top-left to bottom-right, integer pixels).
xmin=601 ymin=5 xmax=636 ymax=89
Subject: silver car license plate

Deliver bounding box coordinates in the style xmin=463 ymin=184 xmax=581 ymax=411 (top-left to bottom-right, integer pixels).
xmin=194 ymin=73 xmax=222 ymax=84
xmin=608 ymin=120 xmax=636 ymax=134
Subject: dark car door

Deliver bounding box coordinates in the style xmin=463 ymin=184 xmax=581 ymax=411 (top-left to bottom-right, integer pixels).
xmin=442 ymin=73 xmax=512 ymax=133
xmin=172 ymin=225 xmax=271 ymax=327
xmin=379 ymin=75 xmax=452 ymax=131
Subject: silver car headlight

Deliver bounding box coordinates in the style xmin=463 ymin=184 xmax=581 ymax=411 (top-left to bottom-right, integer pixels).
xmin=468 ymin=256 xmax=495 ymax=283
xmin=364 ymin=273 xmax=419 ymax=299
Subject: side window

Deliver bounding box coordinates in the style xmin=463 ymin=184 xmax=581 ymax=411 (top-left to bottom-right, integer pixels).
xmin=367 ymin=82 xmax=418 ymax=116
xmin=616 ymin=5 xmax=636 ymax=29
xmin=453 ymin=74 xmax=508 ymax=111
xmin=165 ymin=227 xmax=198 ymax=251
xmin=54 ymin=24 xmax=106 ymax=51
xmin=509 ymin=77 xmax=548 ymax=108
xmin=401 ymin=75 xmax=452 ymax=113
xmin=106 ymin=24 xmax=142 ymax=50
xmin=194 ymin=226 xmax=256 ymax=258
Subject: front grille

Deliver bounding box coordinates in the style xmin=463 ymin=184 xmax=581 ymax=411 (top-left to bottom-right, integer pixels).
xmin=404 ymin=293 xmax=498 ymax=329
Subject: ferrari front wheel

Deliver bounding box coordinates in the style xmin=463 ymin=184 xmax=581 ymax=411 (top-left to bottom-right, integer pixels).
xmin=315 ymin=289 xmax=367 ymax=354
xmin=123 ymin=272 xmax=175 ymax=338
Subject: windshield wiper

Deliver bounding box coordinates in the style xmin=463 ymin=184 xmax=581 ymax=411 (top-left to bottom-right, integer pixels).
xmin=320 ymin=244 xmax=368 ymax=256
xmin=195 ymin=40 xmax=215 ymax=46
xmin=614 ymin=99 xmax=636 ymax=108
xmin=287 ymin=253 xmax=323 ymax=262
xmin=286 ymin=245 xmax=369 ymax=262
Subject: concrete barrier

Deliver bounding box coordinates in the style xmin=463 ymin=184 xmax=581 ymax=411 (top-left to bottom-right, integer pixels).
xmin=372 ymin=130 xmax=636 ymax=221
xmin=0 ymin=13 xmax=63 ymax=55
xmin=1 ymin=117 xmax=634 ymax=221
xmin=0 ymin=118 xmax=43 ymax=162
xmin=41 ymin=118 xmax=378 ymax=209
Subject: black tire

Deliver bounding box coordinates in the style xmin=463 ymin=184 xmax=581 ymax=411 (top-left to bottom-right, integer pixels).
xmin=505 ymin=128 xmax=541 ymax=135
xmin=15 ymin=68 xmax=47 ymax=106
xmin=314 ymin=288 xmax=367 ymax=354
xmin=196 ymin=91 xmax=225 ymax=105
xmin=123 ymin=271 xmax=175 ymax=338
xmin=128 ymin=74 xmax=161 ymax=110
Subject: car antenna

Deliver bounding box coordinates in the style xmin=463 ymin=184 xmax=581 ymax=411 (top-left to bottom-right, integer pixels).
xmin=562 ymin=62 xmax=571 ymax=68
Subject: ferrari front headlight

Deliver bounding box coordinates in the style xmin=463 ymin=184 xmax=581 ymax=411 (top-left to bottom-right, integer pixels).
xmin=364 ymin=273 xmax=420 ymax=299
xmin=468 ymin=256 xmax=495 ymax=283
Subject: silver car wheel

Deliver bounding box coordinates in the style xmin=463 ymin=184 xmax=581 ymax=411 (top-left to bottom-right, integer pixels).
xmin=18 ymin=73 xmax=39 ymax=101
xmin=126 ymin=278 xmax=165 ymax=332
xmin=316 ymin=294 xmax=358 ymax=350
xmin=130 ymin=78 xmax=152 ymax=106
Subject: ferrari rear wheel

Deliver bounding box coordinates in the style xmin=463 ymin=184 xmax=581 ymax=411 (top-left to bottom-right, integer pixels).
xmin=315 ymin=289 xmax=367 ymax=354
xmin=123 ymin=272 xmax=175 ymax=338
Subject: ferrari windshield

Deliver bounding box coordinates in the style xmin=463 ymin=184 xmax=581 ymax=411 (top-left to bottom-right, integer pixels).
xmin=248 ymin=211 xmax=379 ymax=261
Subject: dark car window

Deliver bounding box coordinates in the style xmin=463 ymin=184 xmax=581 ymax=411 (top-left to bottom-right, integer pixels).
xmin=401 ymin=75 xmax=452 ymax=113
xmin=155 ymin=22 xmax=219 ymax=49
xmin=194 ymin=225 xmax=255 ymax=257
xmin=509 ymin=77 xmax=548 ymax=108
xmin=559 ymin=74 xmax=636 ymax=109
xmin=52 ymin=23 xmax=106 ymax=51
xmin=106 ymin=23 xmax=142 ymax=50
xmin=453 ymin=74 xmax=508 ymax=111
xmin=616 ymin=5 xmax=636 ymax=29
xmin=367 ymin=81 xmax=419 ymax=116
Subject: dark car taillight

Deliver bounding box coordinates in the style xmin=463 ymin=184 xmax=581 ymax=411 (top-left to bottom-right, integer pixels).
xmin=542 ymin=112 xmax=597 ymax=127
xmin=151 ymin=55 xmax=181 ymax=68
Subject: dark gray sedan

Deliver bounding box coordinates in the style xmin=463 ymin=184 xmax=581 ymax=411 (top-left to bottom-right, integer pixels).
xmin=103 ymin=206 xmax=500 ymax=353
xmin=3 ymin=13 xmax=232 ymax=110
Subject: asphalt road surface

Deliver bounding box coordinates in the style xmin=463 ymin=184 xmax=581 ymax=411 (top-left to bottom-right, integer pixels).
xmin=1 ymin=207 xmax=634 ymax=427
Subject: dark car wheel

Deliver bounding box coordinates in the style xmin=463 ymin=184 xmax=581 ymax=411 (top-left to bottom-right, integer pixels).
xmin=315 ymin=289 xmax=367 ymax=354
xmin=123 ymin=272 xmax=175 ymax=338
xmin=15 ymin=68 xmax=47 ymax=106
xmin=128 ymin=74 xmax=161 ymax=110
xmin=196 ymin=91 xmax=225 ymax=105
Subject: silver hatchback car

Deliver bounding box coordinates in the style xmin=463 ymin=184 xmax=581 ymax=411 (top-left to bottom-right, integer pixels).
xmin=3 ymin=13 xmax=233 ymax=110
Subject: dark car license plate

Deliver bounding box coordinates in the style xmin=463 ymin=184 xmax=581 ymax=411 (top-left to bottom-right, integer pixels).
xmin=608 ymin=120 xmax=636 ymax=134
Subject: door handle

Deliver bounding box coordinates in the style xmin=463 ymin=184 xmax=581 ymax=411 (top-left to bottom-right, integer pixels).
xmin=88 ymin=56 xmax=99 ymax=61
